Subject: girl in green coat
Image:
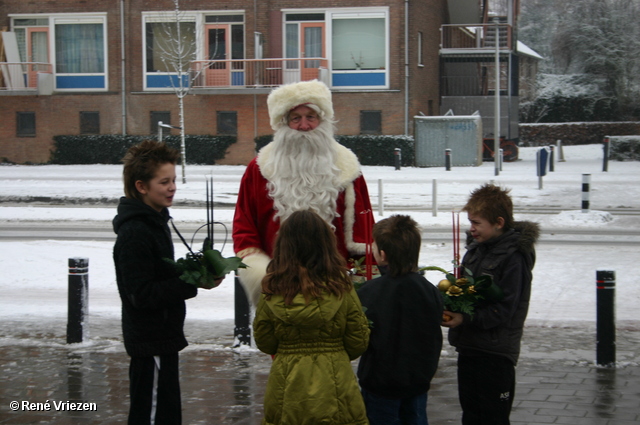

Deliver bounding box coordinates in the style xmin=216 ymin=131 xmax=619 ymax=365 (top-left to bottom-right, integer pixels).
xmin=253 ymin=210 xmax=371 ymax=425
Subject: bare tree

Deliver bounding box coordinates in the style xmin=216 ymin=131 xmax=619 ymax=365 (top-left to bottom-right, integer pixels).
xmin=151 ymin=0 xmax=221 ymax=183
xmin=151 ymin=0 xmax=192 ymax=183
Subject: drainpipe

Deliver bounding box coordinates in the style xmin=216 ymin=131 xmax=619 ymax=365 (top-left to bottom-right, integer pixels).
xmin=253 ymin=0 xmax=258 ymax=147
xmin=404 ymin=0 xmax=409 ymax=135
xmin=120 ymin=0 xmax=127 ymax=134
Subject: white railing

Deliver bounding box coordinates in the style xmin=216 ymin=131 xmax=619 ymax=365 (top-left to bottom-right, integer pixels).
xmin=190 ymin=58 xmax=329 ymax=89
xmin=0 ymin=62 xmax=53 ymax=90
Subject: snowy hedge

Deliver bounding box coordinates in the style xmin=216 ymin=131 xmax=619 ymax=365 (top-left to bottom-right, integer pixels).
xmin=608 ymin=136 xmax=640 ymax=161
xmin=519 ymin=122 xmax=640 ymax=147
xmin=254 ymin=134 xmax=415 ymax=167
xmin=51 ymin=135 xmax=236 ymax=165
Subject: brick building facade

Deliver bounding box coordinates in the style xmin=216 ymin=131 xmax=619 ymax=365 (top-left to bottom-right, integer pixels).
xmin=0 ymin=0 xmax=448 ymax=165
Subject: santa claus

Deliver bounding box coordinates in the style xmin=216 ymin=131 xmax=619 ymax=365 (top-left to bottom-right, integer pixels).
xmin=233 ymin=79 xmax=375 ymax=305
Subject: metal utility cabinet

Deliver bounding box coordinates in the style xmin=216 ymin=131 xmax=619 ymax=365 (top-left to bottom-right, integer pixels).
xmin=414 ymin=114 xmax=483 ymax=167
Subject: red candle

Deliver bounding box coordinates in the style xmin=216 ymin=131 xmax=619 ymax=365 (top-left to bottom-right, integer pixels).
xmin=452 ymin=211 xmax=461 ymax=278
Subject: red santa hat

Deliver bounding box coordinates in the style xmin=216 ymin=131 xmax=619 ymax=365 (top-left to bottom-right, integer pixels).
xmin=267 ymin=79 xmax=334 ymax=130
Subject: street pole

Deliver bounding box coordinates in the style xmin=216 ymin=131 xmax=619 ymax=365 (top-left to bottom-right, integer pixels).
xmin=494 ymin=17 xmax=501 ymax=177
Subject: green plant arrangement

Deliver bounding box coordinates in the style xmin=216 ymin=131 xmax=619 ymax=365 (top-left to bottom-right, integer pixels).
xmin=164 ymin=176 xmax=246 ymax=289
xmin=420 ymin=265 xmax=503 ymax=321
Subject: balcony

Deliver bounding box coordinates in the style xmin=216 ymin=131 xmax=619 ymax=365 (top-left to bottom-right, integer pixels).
xmin=189 ymin=58 xmax=329 ymax=92
xmin=0 ymin=62 xmax=53 ymax=94
xmin=440 ymin=23 xmax=512 ymax=54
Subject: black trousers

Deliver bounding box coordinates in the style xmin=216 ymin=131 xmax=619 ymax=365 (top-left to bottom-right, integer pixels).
xmin=457 ymin=353 xmax=515 ymax=425
xmin=129 ymin=353 xmax=182 ymax=425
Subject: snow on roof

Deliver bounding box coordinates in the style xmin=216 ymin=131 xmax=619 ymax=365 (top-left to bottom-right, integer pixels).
xmin=517 ymin=40 xmax=544 ymax=60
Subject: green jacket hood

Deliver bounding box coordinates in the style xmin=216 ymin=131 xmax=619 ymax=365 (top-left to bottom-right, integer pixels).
xmin=264 ymin=292 xmax=343 ymax=328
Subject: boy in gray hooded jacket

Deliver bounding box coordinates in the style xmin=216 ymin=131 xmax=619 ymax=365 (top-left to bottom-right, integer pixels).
xmin=442 ymin=184 xmax=540 ymax=425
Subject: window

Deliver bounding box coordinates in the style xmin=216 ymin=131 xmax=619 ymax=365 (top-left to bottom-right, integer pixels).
xmin=283 ymin=8 xmax=388 ymax=88
xmin=151 ymin=111 xmax=171 ymax=134
xmin=12 ymin=14 xmax=108 ymax=90
xmin=143 ymin=12 xmax=246 ymax=90
xmin=145 ymin=21 xmax=196 ymax=73
xmin=217 ymin=111 xmax=237 ymax=135
xmin=17 ymin=112 xmax=36 ymax=137
xmin=55 ymin=23 xmax=104 ymax=73
xmin=360 ymin=110 xmax=381 ymax=135
xmin=332 ymin=18 xmax=385 ymax=71
xmin=80 ymin=112 xmax=100 ymax=134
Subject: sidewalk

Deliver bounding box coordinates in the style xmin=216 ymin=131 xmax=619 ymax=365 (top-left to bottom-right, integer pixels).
xmin=1 ymin=318 xmax=639 ymax=425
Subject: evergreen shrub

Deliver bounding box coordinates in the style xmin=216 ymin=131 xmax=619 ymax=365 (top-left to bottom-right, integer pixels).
xmin=254 ymin=134 xmax=415 ymax=166
xmin=51 ymin=135 xmax=236 ymax=165
xmin=609 ymin=136 xmax=640 ymax=161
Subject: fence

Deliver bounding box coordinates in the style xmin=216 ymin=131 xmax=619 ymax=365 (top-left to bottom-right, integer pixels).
xmin=0 ymin=62 xmax=53 ymax=91
xmin=190 ymin=58 xmax=329 ymax=89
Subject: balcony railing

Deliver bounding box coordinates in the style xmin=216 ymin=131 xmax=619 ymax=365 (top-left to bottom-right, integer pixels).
xmin=190 ymin=58 xmax=329 ymax=89
xmin=440 ymin=24 xmax=512 ymax=52
xmin=0 ymin=62 xmax=53 ymax=91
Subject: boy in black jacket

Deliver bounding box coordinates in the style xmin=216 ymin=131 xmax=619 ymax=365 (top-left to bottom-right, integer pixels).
xmin=441 ymin=184 xmax=539 ymax=425
xmin=113 ymin=140 xmax=220 ymax=425
xmin=357 ymin=214 xmax=443 ymax=425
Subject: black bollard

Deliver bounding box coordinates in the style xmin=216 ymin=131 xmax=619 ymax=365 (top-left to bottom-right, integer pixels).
xmin=602 ymin=137 xmax=609 ymax=172
xmin=394 ymin=148 xmax=402 ymax=170
xmin=596 ymin=270 xmax=615 ymax=367
xmin=234 ymin=275 xmax=251 ymax=346
xmin=445 ymin=149 xmax=452 ymax=171
xmin=549 ymin=145 xmax=555 ymax=172
xmin=67 ymin=258 xmax=89 ymax=344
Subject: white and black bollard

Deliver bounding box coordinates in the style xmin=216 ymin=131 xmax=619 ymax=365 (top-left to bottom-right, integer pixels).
xmin=596 ymin=270 xmax=616 ymax=367
xmin=582 ymin=174 xmax=591 ymax=213
xmin=67 ymin=258 xmax=89 ymax=344
xmin=445 ymin=149 xmax=452 ymax=171
xmin=536 ymin=148 xmax=548 ymax=190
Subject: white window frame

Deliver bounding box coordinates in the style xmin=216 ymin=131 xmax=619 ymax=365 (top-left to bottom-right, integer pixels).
xmin=283 ymin=7 xmax=389 ymax=90
xmin=142 ymin=10 xmax=245 ymax=92
xmin=10 ymin=13 xmax=109 ymax=92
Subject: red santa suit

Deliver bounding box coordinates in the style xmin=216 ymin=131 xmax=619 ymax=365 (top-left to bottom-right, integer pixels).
xmin=233 ymin=140 xmax=375 ymax=305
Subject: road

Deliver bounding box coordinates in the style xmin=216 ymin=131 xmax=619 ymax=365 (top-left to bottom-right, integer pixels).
xmin=2 ymin=218 xmax=639 ymax=245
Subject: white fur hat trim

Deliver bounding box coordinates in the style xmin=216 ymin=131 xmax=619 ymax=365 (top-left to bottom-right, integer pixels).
xmin=267 ymin=80 xmax=333 ymax=130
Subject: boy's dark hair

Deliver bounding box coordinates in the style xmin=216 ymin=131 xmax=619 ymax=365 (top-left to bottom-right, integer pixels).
xmin=372 ymin=214 xmax=421 ymax=277
xmin=263 ymin=210 xmax=352 ymax=305
xmin=462 ymin=184 xmax=514 ymax=230
xmin=122 ymin=140 xmax=180 ymax=202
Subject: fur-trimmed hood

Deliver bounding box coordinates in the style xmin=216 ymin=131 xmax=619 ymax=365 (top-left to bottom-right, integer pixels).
xmin=256 ymin=140 xmax=362 ymax=189
xmin=464 ymin=220 xmax=540 ymax=270
xmin=465 ymin=220 xmax=540 ymax=252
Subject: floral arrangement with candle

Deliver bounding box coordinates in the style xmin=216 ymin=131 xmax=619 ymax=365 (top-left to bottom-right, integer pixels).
xmin=421 ymin=212 xmax=503 ymax=321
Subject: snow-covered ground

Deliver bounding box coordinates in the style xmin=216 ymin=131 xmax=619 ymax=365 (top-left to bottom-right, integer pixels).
xmin=1 ymin=144 xmax=639 ymax=348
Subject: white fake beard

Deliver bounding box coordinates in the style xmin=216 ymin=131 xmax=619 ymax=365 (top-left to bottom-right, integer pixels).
xmin=266 ymin=120 xmax=342 ymax=226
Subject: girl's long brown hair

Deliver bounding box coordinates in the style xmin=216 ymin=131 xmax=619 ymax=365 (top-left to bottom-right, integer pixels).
xmin=261 ymin=210 xmax=352 ymax=305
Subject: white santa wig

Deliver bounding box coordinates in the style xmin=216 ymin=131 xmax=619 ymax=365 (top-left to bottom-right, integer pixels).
xmin=267 ymin=79 xmax=334 ymax=130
